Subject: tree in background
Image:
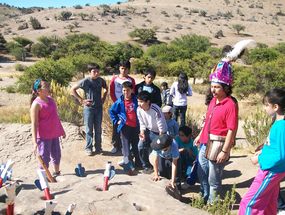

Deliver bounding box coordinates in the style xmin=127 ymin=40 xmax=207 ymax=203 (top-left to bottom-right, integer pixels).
xmin=232 ymin=24 xmax=245 ymax=35
xmin=129 ymin=28 xmax=158 ymax=45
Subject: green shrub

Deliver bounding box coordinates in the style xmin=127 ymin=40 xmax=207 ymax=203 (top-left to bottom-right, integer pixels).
xmin=131 ymin=57 xmax=156 ymax=74
xmin=17 ymin=58 xmax=75 ymax=93
xmin=9 ymin=46 xmax=25 ymax=61
xmin=15 ymin=63 xmax=27 ymax=71
xmin=31 ymin=43 xmax=49 ymax=57
xmin=5 ymin=85 xmax=17 ymax=93
xmin=243 ymin=109 xmax=271 ymax=147
xmin=30 ymin=16 xmax=42 ymax=29
xmin=191 ymin=185 xmax=236 ymax=215
xmin=129 ymin=28 xmax=158 ymax=45
xmin=74 ymin=5 xmax=83 ymax=9
xmin=60 ymin=11 xmax=72 ymax=21
xmin=248 ymin=48 xmax=280 ymax=63
xmin=232 ymin=24 xmax=245 ymax=35
xmin=170 ymin=34 xmax=211 ymax=59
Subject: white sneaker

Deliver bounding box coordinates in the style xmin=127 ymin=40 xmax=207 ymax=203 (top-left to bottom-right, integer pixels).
xmin=110 ymin=147 xmax=117 ymax=154
xmin=117 ymin=159 xmax=124 ymax=166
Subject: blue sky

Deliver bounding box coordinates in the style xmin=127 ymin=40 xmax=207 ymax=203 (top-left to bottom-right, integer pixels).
xmin=0 ymin=0 xmax=125 ymax=8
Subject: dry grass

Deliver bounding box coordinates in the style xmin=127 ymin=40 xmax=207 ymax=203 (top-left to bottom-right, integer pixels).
xmin=0 ymin=106 xmax=30 ymax=123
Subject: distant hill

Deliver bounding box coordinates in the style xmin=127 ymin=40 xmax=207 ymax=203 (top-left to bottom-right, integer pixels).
xmin=0 ymin=0 xmax=284 ymax=47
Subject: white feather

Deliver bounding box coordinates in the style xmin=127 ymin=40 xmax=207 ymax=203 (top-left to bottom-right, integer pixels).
xmin=226 ymin=39 xmax=257 ymax=61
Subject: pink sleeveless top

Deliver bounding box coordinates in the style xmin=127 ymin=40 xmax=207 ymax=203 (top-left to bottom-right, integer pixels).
xmin=33 ymin=96 xmax=65 ymax=139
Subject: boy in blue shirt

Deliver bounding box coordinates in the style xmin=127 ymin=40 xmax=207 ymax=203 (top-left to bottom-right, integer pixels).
xmin=150 ymin=134 xmax=179 ymax=189
xmin=175 ymin=126 xmax=198 ymax=179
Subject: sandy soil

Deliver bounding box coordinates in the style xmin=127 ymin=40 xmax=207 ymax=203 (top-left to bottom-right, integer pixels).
xmin=1 ymin=0 xmax=284 ymax=47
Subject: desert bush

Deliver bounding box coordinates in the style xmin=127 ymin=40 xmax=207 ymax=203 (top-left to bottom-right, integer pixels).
xmin=273 ymin=42 xmax=285 ymax=55
xmin=17 ymin=58 xmax=75 ymax=93
xmin=18 ymin=22 xmax=28 ymax=30
xmin=131 ymin=57 xmax=156 ymax=74
xmin=12 ymin=36 xmax=33 ymax=48
xmin=78 ymin=12 xmax=88 ymax=20
xmin=66 ymin=24 xmax=75 ymax=32
xmin=128 ymin=28 xmax=158 ymax=45
xmin=233 ymin=66 xmax=258 ymax=98
xmin=60 ymin=11 xmax=72 ymax=21
xmin=31 ymin=35 xmax=60 ymax=58
xmin=243 ymin=109 xmax=271 ymax=147
xmin=15 ymin=63 xmax=26 ymax=71
xmin=248 ymin=47 xmax=280 ymax=63
xmin=191 ymin=185 xmax=236 ymax=215
xmin=30 ymin=16 xmax=42 ymax=29
xmin=0 ymin=33 xmax=7 ymax=50
xmin=50 ymin=80 xmax=83 ymax=126
xmin=4 ymin=85 xmax=17 ymax=93
xmin=214 ymin=30 xmax=224 ymax=38
xmin=170 ymin=34 xmax=211 ymax=59
xmin=6 ymin=43 xmax=25 ymax=61
xmin=199 ymin=10 xmax=207 ymax=17
xmin=232 ymin=24 xmax=245 ymax=34
xmin=74 ymin=5 xmax=83 ymax=9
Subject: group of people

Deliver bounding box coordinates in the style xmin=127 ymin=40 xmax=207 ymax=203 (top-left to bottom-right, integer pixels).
xmin=30 ymin=54 xmax=285 ymax=214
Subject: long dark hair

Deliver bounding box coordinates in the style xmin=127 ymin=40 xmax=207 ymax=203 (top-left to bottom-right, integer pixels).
xmin=177 ymin=72 xmax=189 ymax=94
xmin=263 ymin=88 xmax=285 ymax=117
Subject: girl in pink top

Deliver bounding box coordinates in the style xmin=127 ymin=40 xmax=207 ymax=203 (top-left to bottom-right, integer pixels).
xmin=30 ymin=79 xmax=65 ymax=176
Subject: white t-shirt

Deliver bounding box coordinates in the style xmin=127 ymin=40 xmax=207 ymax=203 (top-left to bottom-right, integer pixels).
xmin=170 ymin=81 xmax=192 ymax=106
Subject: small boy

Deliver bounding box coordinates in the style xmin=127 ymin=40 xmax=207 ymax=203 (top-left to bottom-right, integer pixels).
xmin=135 ymin=68 xmax=162 ymax=107
xmin=137 ymin=91 xmax=167 ymax=174
xmin=161 ymin=82 xmax=172 ymax=106
xmin=162 ymin=105 xmax=179 ymax=137
xmin=109 ymin=60 xmax=136 ymax=154
xmin=109 ymin=81 xmax=140 ymax=174
xmin=150 ymin=134 xmax=180 ymax=189
xmin=175 ymin=126 xmax=198 ymax=179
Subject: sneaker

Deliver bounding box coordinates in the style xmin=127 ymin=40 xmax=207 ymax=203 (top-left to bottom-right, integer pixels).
xmin=52 ymin=171 xmax=61 ymax=177
xmin=110 ymin=147 xmax=118 ymax=154
xmin=142 ymin=167 xmax=153 ymax=174
xmin=118 ymin=159 xmax=125 ymax=166
xmin=85 ymin=150 xmax=93 ymax=156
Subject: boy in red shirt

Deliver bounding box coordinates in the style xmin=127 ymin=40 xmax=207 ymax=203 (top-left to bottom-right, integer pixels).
xmin=109 ymin=81 xmax=141 ymax=174
xmin=109 ymin=60 xmax=136 ymax=154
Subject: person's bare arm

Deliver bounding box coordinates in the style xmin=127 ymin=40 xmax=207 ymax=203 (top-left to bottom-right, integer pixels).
xmin=71 ymin=84 xmax=84 ymax=104
xmin=30 ymin=102 xmax=40 ymax=155
xmin=216 ymin=129 xmax=235 ymax=163
xmin=102 ymin=84 xmax=108 ymax=104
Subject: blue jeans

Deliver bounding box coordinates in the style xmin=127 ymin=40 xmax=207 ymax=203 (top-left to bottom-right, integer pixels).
xmin=83 ymin=106 xmax=102 ymax=152
xmin=173 ymin=105 xmax=187 ymax=127
xmin=138 ymin=130 xmax=158 ymax=168
xmin=198 ymin=144 xmax=225 ymax=203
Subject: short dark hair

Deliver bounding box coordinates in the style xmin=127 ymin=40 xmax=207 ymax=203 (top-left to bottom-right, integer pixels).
xmin=161 ymin=82 xmax=168 ymax=88
xmin=143 ymin=68 xmax=156 ymax=78
xmin=122 ymin=81 xmax=133 ymax=89
xmin=137 ymin=91 xmax=151 ymax=102
xmin=87 ymin=63 xmax=100 ymax=71
xmin=179 ymin=126 xmax=192 ymax=137
xmin=119 ymin=60 xmax=131 ymax=69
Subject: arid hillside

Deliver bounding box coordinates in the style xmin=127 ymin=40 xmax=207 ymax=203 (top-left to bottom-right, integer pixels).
xmin=0 ymin=0 xmax=284 ymax=47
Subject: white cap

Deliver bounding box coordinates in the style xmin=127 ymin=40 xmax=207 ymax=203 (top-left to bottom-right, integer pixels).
xmin=162 ymin=105 xmax=173 ymax=113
